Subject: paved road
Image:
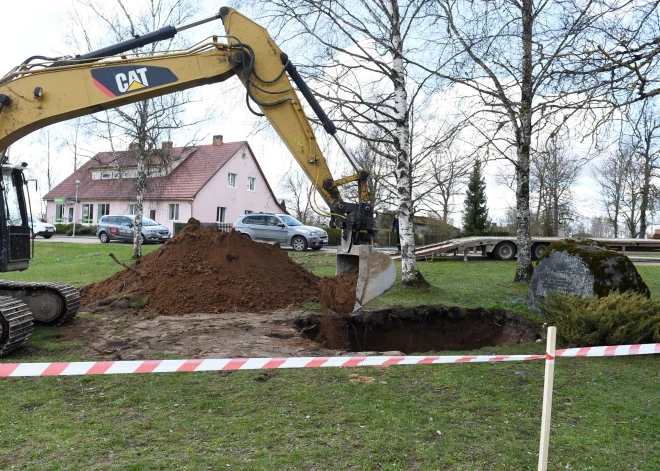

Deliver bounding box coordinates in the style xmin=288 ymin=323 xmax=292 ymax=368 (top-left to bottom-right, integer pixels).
xmin=34 ymin=235 xmax=342 ymax=253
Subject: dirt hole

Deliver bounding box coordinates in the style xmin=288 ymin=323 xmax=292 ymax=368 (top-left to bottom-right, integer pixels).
xmin=295 ymin=305 xmax=542 ymax=353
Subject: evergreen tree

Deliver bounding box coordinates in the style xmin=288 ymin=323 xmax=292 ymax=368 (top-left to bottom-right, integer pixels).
xmin=462 ymin=161 xmax=491 ymax=236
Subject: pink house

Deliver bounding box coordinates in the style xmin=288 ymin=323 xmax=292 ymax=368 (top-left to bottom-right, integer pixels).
xmin=43 ymin=136 xmax=285 ymax=233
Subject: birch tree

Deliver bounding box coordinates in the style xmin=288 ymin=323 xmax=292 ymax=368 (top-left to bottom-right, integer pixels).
xmin=66 ymin=0 xmax=204 ymax=259
xmin=431 ymin=0 xmax=613 ymax=282
xmin=256 ymin=0 xmax=452 ymax=287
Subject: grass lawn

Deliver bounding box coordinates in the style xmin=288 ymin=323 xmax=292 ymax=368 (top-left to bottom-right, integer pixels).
xmin=0 ymin=242 xmax=658 ymax=470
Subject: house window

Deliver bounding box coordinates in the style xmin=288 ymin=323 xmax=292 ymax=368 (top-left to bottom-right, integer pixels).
xmin=247 ymin=177 xmax=256 ymax=192
xmin=168 ymin=204 xmax=179 ymax=221
xmin=228 ymin=173 xmax=237 ymax=188
xmin=217 ymin=207 xmax=227 ymax=223
xmin=67 ymin=207 xmax=74 ymax=223
xmin=97 ymin=203 xmax=110 ymax=222
xmin=149 ymin=209 xmax=156 ymax=220
xmin=55 ymin=204 xmax=64 ymax=223
xmin=101 ymin=172 xmax=112 ymax=180
xmin=244 ymin=210 xmax=253 ymax=214
xmin=82 ymin=204 xmax=94 ymax=224
xmin=127 ymin=204 xmax=136 ymax=215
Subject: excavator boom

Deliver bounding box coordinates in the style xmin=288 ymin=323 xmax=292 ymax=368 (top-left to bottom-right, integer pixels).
xmin=0 ymin=6 xmax=396 ymax=356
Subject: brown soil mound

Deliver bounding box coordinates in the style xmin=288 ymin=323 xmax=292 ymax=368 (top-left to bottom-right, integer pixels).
xmin=81 ymin=218 xmax=320 ymax=314
xmin=319 ymin=267 xmax=358 ymax=315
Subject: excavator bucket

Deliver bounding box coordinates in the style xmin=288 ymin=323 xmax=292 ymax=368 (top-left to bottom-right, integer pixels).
xmin=336 ymin=245 xmax=397 ymax=311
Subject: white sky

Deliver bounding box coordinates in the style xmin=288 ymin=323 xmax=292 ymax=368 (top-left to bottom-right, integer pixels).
xmin=1 ymin=1 xmax=650 ymax=233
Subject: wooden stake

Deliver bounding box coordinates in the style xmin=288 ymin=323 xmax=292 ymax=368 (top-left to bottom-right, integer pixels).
xmin=538 ymin=326 xmax=556 ymax=471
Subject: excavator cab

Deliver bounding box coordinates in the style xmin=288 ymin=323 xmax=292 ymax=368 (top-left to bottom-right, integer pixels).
xmin=0 ymin=163 xmax=31 ymax=272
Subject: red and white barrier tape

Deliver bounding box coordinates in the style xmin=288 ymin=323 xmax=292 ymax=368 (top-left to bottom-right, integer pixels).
xmin=1 ymin=343 xmax=658 ymax=378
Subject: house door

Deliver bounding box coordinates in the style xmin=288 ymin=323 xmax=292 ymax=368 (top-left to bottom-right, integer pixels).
xmin=149 ymin=210 xmax=156 ymax=220
xmin=68 ymin=207 xmax=74 ymax=223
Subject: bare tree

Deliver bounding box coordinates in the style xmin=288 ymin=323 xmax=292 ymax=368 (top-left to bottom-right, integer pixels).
xmin=429 ymin=134 xmax=473 ymax=223
xmin=37 ymin=128 xmax=55 ymax=192
xmin=432 ymin=0 xmax=615 ymax=282
xmin=255 ymin=0 xmax=444 ymax=287
xmin=279 ymin=165 xmax=313 ymax=224
xmin=628 ymin=103 xmax=660 ymax=237
xmin=531 ymin=135 xmax=582 ymax=236
xmin=59 ymin=118 xmax=91 ymax=173
xmin=594 ymin=144 xmax=641 ymax=238
xmin=67 ymin=0 xmax=204 ymax=258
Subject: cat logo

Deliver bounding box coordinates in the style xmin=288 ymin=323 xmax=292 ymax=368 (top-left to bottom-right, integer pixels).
xmin=91 ymin=65 xmax=178 ymax=98
xmin=115 ymin=68 xmax=149 ymax=93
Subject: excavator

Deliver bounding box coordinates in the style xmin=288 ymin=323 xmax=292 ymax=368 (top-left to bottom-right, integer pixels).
xmin=0 ymin=7 xmax=396 ymax=357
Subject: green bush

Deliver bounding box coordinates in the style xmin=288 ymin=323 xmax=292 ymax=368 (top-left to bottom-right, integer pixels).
xmin=55 ymin=224 xmax=73 ymax=234
xmin=539 ymin=291 xmax=660 ymax=347
xmin=65 ymin=226 xmax=97 ymax=236
xmin=321 ymin=227 xmax=342 ymax=246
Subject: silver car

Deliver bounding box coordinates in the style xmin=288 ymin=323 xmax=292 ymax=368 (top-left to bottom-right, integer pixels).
xmin=97 ymin=215 xmax=170 ymax=244
xmin=234 ymin=213 xmax=328 ymax=251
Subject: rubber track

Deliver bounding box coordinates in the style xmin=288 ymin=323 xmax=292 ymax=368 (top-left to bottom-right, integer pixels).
xmin=0 ymin=280 xmax=80 ymax=327
xmin=0 ymin=297 xmax=33 ymax=358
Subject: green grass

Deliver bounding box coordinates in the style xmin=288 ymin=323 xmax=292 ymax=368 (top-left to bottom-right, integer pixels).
xmin=0 ymin=241 xmax=160 ymax=288
xmin=0 ymin=243 xmax=659 ymax=470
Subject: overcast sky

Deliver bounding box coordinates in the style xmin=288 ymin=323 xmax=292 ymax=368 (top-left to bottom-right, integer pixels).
xmin=1 ymin=1 xmax=639 ymax=232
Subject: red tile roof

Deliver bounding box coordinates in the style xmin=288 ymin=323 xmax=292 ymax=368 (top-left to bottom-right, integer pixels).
xmin=44 ymin=142 xmax=251 ymax=201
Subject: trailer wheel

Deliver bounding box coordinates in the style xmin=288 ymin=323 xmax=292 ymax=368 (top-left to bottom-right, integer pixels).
xmin=531 ymin=243 xmax=549 ymax=261
xmin=493 ymin=241 xmax=517 ymax=261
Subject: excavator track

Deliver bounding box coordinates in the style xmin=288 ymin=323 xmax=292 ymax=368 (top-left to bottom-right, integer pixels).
xmin=0 ymin=280 xmax=80 ymax=326
xmin=0 ymin=297 xmax=33 ymax=357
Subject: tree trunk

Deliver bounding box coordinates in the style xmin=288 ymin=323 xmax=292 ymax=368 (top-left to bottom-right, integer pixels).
xmin=514 ymin=0 xmax=534 ymax=283
xmin=132 ymin=153 xmax=146 ymax=259
xmin=390 ymin=0 xmax=427 ymax=288
xmin=132 ymin=101 xmax=148 ymax=260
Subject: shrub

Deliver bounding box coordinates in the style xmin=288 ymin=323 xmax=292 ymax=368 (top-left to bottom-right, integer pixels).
xmin=321 ymin=227 xmax=342 ymax=246
xmin=55 ymin=224 xmax=73 ymax=234
xmin=65 ymin=226 xmax=97 ymax=236
xmin=539 ymin=291 xmax=660 ymax=347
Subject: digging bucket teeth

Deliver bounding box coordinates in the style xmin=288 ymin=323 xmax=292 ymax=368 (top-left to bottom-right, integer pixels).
xmin=336 ymin=245 xmax=396 ymax=311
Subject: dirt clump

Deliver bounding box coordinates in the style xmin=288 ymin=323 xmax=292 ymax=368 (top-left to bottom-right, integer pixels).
xmin=315 ymin=309 xmax=349 ymax=349
xmin=319 ymin=267 xmax=359 ymax=315
xmin=82 ymin=218 xmax=320 ymax=315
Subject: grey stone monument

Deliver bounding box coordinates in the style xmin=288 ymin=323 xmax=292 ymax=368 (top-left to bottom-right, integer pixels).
xmin=527 ymin=240 xmax=649 ymax=315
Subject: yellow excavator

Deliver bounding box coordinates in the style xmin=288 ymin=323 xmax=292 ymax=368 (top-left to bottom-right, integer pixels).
xmin=0 ymin=7 xmax=396 ymax=357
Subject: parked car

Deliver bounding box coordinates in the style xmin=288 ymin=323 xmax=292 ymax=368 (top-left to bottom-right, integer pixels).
xmin=96 ymin=215 xmax=170 ymax=244
xmin=28 ymin=216 xmax=56 ymax=239
xmin=233 ymin=213 xmax=328 ymax=251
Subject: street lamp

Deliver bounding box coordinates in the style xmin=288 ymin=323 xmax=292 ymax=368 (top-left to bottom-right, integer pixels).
xmin=73 ymin=180 xmax=80 ymax=237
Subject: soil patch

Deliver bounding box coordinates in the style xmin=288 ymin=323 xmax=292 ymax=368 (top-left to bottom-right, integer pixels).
xmin=81 ymin=219 xmax=320 ymax=315
xmin=295 ymin=305 xmax=542 ymax=353
xmin=319 ymin=267 xmax=359 ymax=315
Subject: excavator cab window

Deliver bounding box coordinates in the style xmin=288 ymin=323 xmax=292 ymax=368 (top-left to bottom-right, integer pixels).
xmin=0 ymin=167 xmax=30 ymax=271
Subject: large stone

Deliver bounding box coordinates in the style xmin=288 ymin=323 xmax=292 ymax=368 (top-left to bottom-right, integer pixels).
xmin=527 ymin=239 xmax=650 ymax=315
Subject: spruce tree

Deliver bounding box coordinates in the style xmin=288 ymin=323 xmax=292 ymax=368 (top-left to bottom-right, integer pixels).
xmin=462 ymin=161 xmax=491 ymax=236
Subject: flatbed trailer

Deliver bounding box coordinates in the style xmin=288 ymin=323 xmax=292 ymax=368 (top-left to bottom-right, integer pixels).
xmin=393 ymin=236 xmax=660 ymax=261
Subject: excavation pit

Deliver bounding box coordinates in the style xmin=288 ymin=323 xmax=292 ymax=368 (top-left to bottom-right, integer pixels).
xmin=295 ymin=305 xmax=542 ymax=353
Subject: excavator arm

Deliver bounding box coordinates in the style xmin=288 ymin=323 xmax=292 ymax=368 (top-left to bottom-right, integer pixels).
xmin=0 ymin=7 xmax=395 ymax=320
xmin=0 ymin=7 xmax=373 ymax=242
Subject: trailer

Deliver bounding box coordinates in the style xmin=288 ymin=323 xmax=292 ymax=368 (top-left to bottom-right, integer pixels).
xmin=393 ymin=236 xmax=660 ymax=261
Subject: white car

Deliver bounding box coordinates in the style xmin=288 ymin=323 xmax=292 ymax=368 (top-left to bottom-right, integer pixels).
xmin=28 ymin=217 xmax=56 ymax=239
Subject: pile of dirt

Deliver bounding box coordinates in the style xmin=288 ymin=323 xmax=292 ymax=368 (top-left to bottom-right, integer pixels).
xmin=81 ymin=218 xmax=320 ymax=314
xmin=318 ymin=267 xmax=359 ymax=315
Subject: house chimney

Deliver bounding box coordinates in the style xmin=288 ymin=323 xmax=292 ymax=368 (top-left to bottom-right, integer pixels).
xmin=212 ymin=135 xmax=224 ymax=146
xmin=162 ymin=141 xmax=173 ymax=150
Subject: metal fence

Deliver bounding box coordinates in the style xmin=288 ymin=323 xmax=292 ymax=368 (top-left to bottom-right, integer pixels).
xmin=173 ymin=222 xmax=234 ymax=235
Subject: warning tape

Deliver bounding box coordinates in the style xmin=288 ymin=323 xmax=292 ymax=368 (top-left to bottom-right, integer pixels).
xmin=1 ymin=343 xmax=658 ymax=378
